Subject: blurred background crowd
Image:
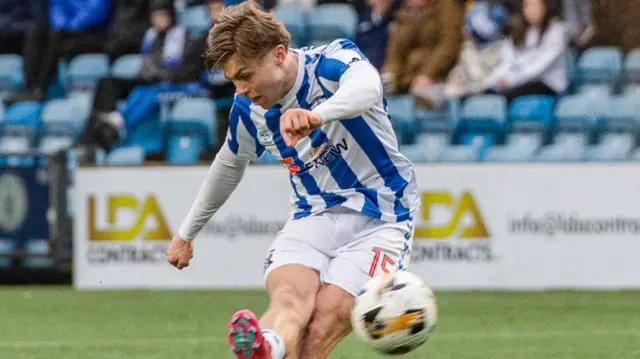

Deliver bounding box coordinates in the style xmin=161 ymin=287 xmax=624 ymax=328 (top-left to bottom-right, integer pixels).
xmin=0 ymin=0 xmax=638 ymax=164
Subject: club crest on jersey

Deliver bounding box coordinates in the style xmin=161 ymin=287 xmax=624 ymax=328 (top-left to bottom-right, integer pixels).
xmin=279 ymin=138 xmax=349 ymax=174
xmin=258 ymin=130 xmax=274 ymax=145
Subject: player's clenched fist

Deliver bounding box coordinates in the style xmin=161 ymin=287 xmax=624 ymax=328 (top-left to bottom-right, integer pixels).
xmin=280 ymin=109 xmax=322 ymax=147
xmin=167 ymin=235 xmax=194 ymax=270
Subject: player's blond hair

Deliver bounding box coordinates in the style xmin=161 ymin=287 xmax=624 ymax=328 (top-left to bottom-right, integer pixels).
xmin=204 ymin=1 xmax=291 ymax=70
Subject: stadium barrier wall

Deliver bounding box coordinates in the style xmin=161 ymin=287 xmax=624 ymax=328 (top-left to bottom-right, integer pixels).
xmin=73 ymin=164 xmax=640 ymax=290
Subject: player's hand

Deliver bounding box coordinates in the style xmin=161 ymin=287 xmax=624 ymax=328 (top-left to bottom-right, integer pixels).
xmin=167 ymin=235 xmax=194 ymax=270
xmin=280 ymin=109 xmax=322 ymax=147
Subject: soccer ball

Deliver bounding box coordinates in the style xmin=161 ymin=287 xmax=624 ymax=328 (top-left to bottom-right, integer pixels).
xmin=351 ymin=271 xmax=437 ymax=355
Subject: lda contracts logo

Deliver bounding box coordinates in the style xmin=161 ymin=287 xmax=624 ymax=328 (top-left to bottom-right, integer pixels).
xmin=86 ymin=194 xmax=171 ymax=264
xmin=412 ymin=191 xmax=494 ymax=263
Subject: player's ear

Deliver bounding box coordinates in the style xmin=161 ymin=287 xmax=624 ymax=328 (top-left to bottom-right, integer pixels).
xmin=274 ymin=44 xmax=287 ymax=65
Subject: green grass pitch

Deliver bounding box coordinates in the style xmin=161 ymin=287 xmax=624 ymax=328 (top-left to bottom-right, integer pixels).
xmin=1 ymin=287 xmax=639 ymax=359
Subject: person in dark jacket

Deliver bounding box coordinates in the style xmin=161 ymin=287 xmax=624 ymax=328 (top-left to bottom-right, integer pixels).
xmin=81 ymin=0 xmax=206 ymax=151
xmin=6 ymin=0 xmax=112 ymax=103
xmin=355 ymin=0 xmax=401 ymax=71
xmin=0 ymin=0 xmax=47 ymax=55
xmin=104 ymin=0 xmax=153 ymax=61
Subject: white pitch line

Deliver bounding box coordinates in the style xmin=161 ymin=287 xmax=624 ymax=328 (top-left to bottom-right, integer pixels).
xmin=2 ymin=329 xmax=639 ymax=349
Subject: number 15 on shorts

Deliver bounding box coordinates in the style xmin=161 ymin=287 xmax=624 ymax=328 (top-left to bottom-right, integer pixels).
xmin=369 ymin=248 xmax=395 ymax=277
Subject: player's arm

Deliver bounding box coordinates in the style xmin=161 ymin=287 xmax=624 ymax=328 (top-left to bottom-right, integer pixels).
xmin=311 ymin=42 xmax=383 ymax=124
xmin=177 ymin=145 xmax=249 ymax=241
xmin=168 ymin=101 xmax=263 ymax=269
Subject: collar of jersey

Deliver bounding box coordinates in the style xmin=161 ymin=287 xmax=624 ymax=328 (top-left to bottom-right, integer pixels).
xmin=277 ymin=48 xmax=305 ymax=107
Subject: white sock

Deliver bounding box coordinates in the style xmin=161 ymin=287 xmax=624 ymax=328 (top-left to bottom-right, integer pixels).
xmin=261 ymin=329 xmax=285 ymax=359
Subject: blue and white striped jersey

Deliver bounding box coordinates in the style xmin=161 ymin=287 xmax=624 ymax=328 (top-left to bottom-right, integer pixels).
xmin=225 ymin=39 xmax=419 ymax=223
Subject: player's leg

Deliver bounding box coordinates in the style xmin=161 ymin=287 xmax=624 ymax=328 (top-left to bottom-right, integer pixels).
xmin=298 ymin=219 xmax=413 ymax=359
xmin=229 ymin=215 xmax=334 ymax=359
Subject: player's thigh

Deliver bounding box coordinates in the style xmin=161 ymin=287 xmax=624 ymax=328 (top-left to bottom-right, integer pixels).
xmin=324 ymin=221 xmax=412 ymax=297
xmin=263 ymin=214 xmax=335 ymax=305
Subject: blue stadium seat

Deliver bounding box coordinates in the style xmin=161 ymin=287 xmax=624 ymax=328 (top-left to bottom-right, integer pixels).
xmin=67 ymin=54 xmax=109 ymax=92
xmin=440 ymin=145 xmax=479 ymax=162
xmin=483 ymin=133 xmax=541 ymax=162
xmin=308 ymin=4 xmax=357 ymax=44
xmin=507 ymin=95 xmax=555 ymax=131
xmin=415 ymin=99 xmax=460 ymax=133
xmin=274 ymin=4 xmax=307 ymax=47
xmin=0 ymin=101 xmax=42 ymax=159
xmin=533 ymin=133 xmax=587 ymax=161
xmin=40 ymin=98 xmax=89 ymax=137
xmin=167 ymin=98 xmax=216 ymax=145
xmin=577 ymin=84 xmax=612 ymax=97
xmin=400 ymin=133 xmax=449 ymax=162
xmin=106 ymin=146 xmax=145 ymax=165
xmin=595 ymin=94 xmax=640 ymax=133
xmin=22 ymin=239 xmax=55 ymax=268
xmin=110 ymin=54 xmax=143 ymax=79
xmin=624 ymin=84 xmax=640 ymax=96
xmin=584 ymin=133 xmax=635 ymax=161
xmin=577 ymin=47 xmax=623 ymax=90
xmin=0 ymin=239 xmax=13 ymax=268
xmin=179 ymin=5 xmax=211 ymax=35
xmin=166 ymin=135 xmax=205 ymax=165
xmin=386 ymin=95 xmax=417 ymax=145
xmin=624 ymin=48 xmax=640 ymax=83
xmin=0 ymin=54 xmax=24 ymax=93
xmin=553 ymin=94 xmax=600 ymax=132
xmin=459 ymin=95 xmax=507 ymax=132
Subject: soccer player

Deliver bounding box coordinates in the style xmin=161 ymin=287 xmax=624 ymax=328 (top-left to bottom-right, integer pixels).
xmin=166 ymin=2 xmax=420 ymax=359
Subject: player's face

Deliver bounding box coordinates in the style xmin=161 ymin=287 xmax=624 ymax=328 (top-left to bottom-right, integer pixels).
xmin=223 ymin=46 xmax=288 ymax=109
xmin=523 ymin=0 xmax=546 ymax=26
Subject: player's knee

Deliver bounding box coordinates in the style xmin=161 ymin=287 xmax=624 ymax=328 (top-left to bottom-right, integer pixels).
xmin=307 ymin=288 xmax=353 ymax=344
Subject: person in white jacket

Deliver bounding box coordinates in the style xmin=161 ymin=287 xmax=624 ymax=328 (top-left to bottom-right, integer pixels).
xmin=483 ymin=0 xmax=568 ymax=102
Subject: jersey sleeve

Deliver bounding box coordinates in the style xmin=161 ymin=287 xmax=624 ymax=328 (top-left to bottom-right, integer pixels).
xmin=315 ymin=39 xmax=373 ymax=86
xmin=226 ymin=98 xmax=266 ymax=161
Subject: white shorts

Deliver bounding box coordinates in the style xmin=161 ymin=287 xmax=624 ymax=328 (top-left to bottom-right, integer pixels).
xmin=263 ymin=207 xmax=414 ymax=297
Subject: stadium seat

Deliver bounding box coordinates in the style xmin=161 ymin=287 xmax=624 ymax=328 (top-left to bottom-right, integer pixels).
xmin=66 ymin=54 xmax=109 ymax=92
xmin=179 ymin=5 xmax=211 ymax=35
xmin=624 ymin=84 xmax=640 ymax=96
xmin=273 ymin=4 xmax=307 ymax=47
xmin=577 ymin=84 xmax=612 ymax=97
xmin=167 ymin=98 xmax=216 ymax=145
xmin=459 ymin=95 xmax=507 ymax=132
xmin=110 ymin=54 xmax=143 ymax=79
xmin=577 ymin=47 xmax=623 ymax=90
xmin=439 ymin=145 xmax=479 ymax=162
xmin=483 ymin=133 xmax=541 ymax=162
xmin=166 ymin=135 xmax=205 ymax=165
xmin=533 ymin=133 xmax=587 ymax=161
xmin=401 ymin=133 xmax=449 ymax=162
xmin=40 ymin=98 xmax=89 ymax=137
xmin=386 ymin=95 xmax=417 ymax=145
xmin=584 ymin=133 xmax=635 ymax=161
xmin=507 ymin=95 xmax=555 ymax=131
xmin=595 ymin=94 xmax=640 ymax=133
xmin=308 ymin=4 xmax=357 ymax=44
xmin=22 ymin=239 xmax=55 ymax=268
xmin=106 ymin=146 xmax=145 ymax=165
xmin=624 ymin=48 xmax=640 ymax=83
xmin=0 ymin=54 xmax=24 ymax=93
xmin=0 ymin=239 xmax=13 ymax=268
xmin=0 ymin=101 xmax=42 ymax=157
xmin=553 ymin=94 xmax=600 ymax=132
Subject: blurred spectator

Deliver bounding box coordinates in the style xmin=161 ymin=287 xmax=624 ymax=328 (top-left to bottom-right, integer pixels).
xmin=0 ymin=0 xmax=47 ymax=55
xmin=483 ymin=0 xmax=567 ymax=102
xmin=104 ymin=0 xmax=152 ymax=62
xmin=199 ymin=0 xmax=235 ymax=153
xmin=355 ymin=0 xmax=402 ymax=71
xmin=562 ymin=0 xmax=594 ymax=50
xmin=81 ymin=0 xmax=205 ymax=150
xmin=417 ymin=1 xmax=508 ymax=106
xmin=6 ymin=0 xmax=112 ymax=104
xmin=381 ymin=0 xmax=464 ymax=99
